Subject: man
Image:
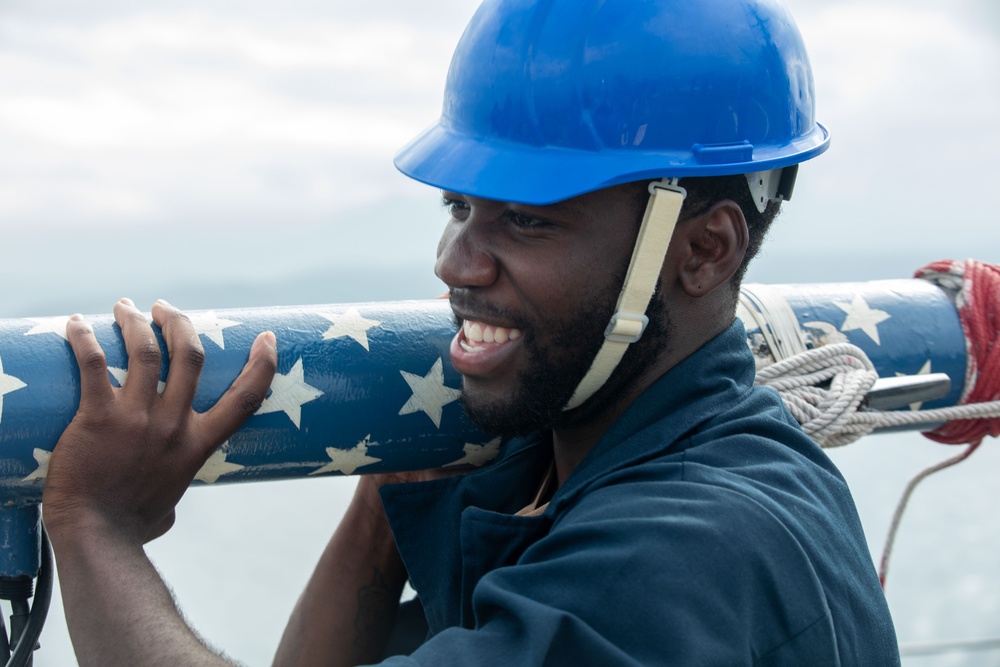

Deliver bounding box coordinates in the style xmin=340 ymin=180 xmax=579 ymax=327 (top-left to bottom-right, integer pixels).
xmin=42 ymin=0 xmax=899 ymax=665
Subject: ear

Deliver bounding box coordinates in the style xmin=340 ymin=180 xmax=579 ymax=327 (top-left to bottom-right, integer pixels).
xmin=673 ymin=201 xmax=748 ymax=298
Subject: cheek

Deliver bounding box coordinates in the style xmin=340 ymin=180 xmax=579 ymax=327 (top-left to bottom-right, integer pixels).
xmin=508 ymin=252 xmax=612 ymax=320
xmin=565 ymin=241 xmax=630 ymax=291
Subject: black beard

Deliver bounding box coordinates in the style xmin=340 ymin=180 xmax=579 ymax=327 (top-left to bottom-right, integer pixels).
xmin=455 ymin=283 xmax=673 ymax=438
xmin=554 ymin=292 xmax=672 ymax=431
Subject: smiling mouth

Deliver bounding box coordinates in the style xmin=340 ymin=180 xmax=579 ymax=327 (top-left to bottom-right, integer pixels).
xmin=460 ymin=319 xmax=523 ymax=353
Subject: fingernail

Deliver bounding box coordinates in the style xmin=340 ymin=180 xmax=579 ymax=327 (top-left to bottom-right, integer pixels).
xmin=69 ymin=314 xmax=92 ymax=333
xmin=155 ymin=298 xmax=171 ymax=307
xmin=120 ymin=297 xmax=135 ymax=307
xmin=253 ymin=331 xmax=277 ymax=351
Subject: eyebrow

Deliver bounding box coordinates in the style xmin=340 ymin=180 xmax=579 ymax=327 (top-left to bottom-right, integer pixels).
xmin=510 ymin=198 xmax=588 ymax=220
xmin=440 ymin=190 xmax=586 ymax=218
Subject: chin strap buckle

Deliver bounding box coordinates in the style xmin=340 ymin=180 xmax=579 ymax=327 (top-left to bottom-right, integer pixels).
xmin=604 ymin=311 xmax=649 ymax=343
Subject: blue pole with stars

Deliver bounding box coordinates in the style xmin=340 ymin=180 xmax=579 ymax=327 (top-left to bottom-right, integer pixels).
xmin=0 ymin=279 xmax=968 ymax=508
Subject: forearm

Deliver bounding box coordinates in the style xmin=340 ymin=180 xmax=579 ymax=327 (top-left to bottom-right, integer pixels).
xmin=273 ymin=479 xmax=407 ymax=667
xmin=48 ymin=520 xmax=232 ymax=667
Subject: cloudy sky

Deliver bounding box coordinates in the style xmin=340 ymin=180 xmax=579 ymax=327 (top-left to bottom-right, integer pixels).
xmin=1 ymin=0 xmax=999 ymax=665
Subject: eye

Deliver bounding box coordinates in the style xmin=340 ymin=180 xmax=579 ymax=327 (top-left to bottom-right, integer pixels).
xmin=504 ymin=210 xmax=550 ymax=229
xmin=441 ymin=196 xmax=470 ymax=220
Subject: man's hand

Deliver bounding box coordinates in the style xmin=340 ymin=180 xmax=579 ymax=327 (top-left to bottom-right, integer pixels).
xmin=42 ymin=298 xmax=277 ymax=544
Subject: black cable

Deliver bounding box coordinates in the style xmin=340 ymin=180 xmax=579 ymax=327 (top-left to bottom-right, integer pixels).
xmin=6 ymin=600 xmax=29 ymax=667
xmin=0 ymin=604 xmax=9 ymax=663
xmin=4 ymin=526 xmax=53 ymax=667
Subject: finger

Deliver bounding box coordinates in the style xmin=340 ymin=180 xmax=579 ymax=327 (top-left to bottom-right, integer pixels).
xmin=197 ymin=331 xmax=277 ymax=452
xmin=151 ymin=299 xmax=205 ymax=413
xmin=66 ymin=314 xmax=115 ymax=406
xmin=113 ymin=298 xmax=162 ymax=403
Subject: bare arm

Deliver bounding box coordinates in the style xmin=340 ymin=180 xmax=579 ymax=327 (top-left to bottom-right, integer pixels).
xmin=42 ymin=299 xmax=277 ymax=667
xmin=47 ymin=517 xmax=235 ymax=667
xmin=272 ymin=475 xmax=408 ymax=667
xmin=274 ymin=460 xmax=466 ymax=667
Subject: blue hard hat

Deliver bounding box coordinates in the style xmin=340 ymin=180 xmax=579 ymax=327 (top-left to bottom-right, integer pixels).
xmin=395 ymin=0 xmax=830 ymax=205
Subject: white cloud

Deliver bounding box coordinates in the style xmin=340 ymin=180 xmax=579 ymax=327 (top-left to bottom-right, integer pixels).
xmin=0 ymin=10 xmax=458 ymax=230
xmin=0 ymin=13 xmax=449 ymax=152
xmin=0 ymin=82 xmax=429 ymax=151
xmin=800 ymin=4 xmax=1000 ymax=123
xmin=760 ymin=1 xmax=1000 ymax=268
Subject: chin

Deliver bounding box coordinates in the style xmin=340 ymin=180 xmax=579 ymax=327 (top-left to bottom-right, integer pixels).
xmin=460 ymin=381 xmax=574 ymax=438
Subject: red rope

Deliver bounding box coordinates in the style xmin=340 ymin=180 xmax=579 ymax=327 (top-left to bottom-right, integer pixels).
xmin=915 ymin=259 xmax=1000 ymax=445
xmin=879 ymin=260 xmax=1000 ymax=589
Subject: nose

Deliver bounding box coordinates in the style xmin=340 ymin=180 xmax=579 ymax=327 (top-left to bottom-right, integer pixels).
xmin=435 ymin=215 xmax=500 ymax=290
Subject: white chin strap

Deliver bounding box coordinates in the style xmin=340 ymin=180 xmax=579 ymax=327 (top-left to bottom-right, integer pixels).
xmin=563 ymin=178 xmax=687 ymax=411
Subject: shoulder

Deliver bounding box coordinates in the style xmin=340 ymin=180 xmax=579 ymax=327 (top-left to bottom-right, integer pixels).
xmin=502 ymin=476 xmax=836 ymax=663
xmin=553 ymin=469 xmax=818 ymax=582
xmin=535 ymin=454 xmax=896 ymax=664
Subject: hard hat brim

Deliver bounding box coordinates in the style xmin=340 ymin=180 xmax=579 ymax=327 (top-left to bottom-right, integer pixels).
xmin=394 ymin=122 xmax=830 ymax=206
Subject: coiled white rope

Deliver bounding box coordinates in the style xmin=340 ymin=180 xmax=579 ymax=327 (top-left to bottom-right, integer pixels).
xmin=754 ymin=343 xmax=878 ymax=447
xmin=755 ymin=342 xmax=1000 ymax=449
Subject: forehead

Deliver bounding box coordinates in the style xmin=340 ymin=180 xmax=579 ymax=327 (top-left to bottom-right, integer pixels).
xmin=537 ymin=182 xmax=650 ymax=232
xmin=451 ymin=180 xmax=648 ymax=218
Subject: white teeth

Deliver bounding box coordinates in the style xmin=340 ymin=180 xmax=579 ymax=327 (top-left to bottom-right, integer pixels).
xmin=462 ymin=319 xmax=522 ymax=346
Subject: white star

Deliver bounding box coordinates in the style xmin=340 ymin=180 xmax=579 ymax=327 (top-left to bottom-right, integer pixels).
xmin=896 ymin=359 xmax=934 ymax=411
xmin=802 ymin=321 xmax=850 ymax=347
xmin=313 ymin=307 xmax=382 ymax=351
xmin=398 ymin=357 xmax=462 ymax=429
xmin=23 ymin=448 xmax=51 ymax=482
xmin=108 ymin=366 xmax=166 ymax=394
xmin=444 ymin=437 xmax=502 ymax=468
xmin=187 ymin=311 xmax=242 ymax=350
xmin=24 ymin=316 xmax=71 ymax=341
xmin=0 ymin=354 xmax=28 ymax=427
xmin=255 ymin=357 xmax=324 ymax=429
xmin=310 ymin=434 xmax=382 ymax=476
xmin=835 ymin=295 xmax=891 ymax=346
xmin=108 ymin=366 xmax=126 ymax=386
xmin=194 ymin=443 xmax=245 ymax=483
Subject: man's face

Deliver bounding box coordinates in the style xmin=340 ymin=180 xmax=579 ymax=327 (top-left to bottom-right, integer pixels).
xmin=435 ymin=183 xmax=672 ymax=436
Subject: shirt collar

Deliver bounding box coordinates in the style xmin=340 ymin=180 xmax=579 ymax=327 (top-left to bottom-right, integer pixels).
xmin=547 ymin=319 xmax=755 ymax=514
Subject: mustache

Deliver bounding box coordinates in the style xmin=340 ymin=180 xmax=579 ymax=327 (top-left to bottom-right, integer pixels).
xmin=447 ymin=290 xmax=530 ymax=333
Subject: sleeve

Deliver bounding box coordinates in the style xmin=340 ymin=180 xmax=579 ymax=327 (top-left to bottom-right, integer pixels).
xmin=374 ymin=478 xmax=840 ymax=667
